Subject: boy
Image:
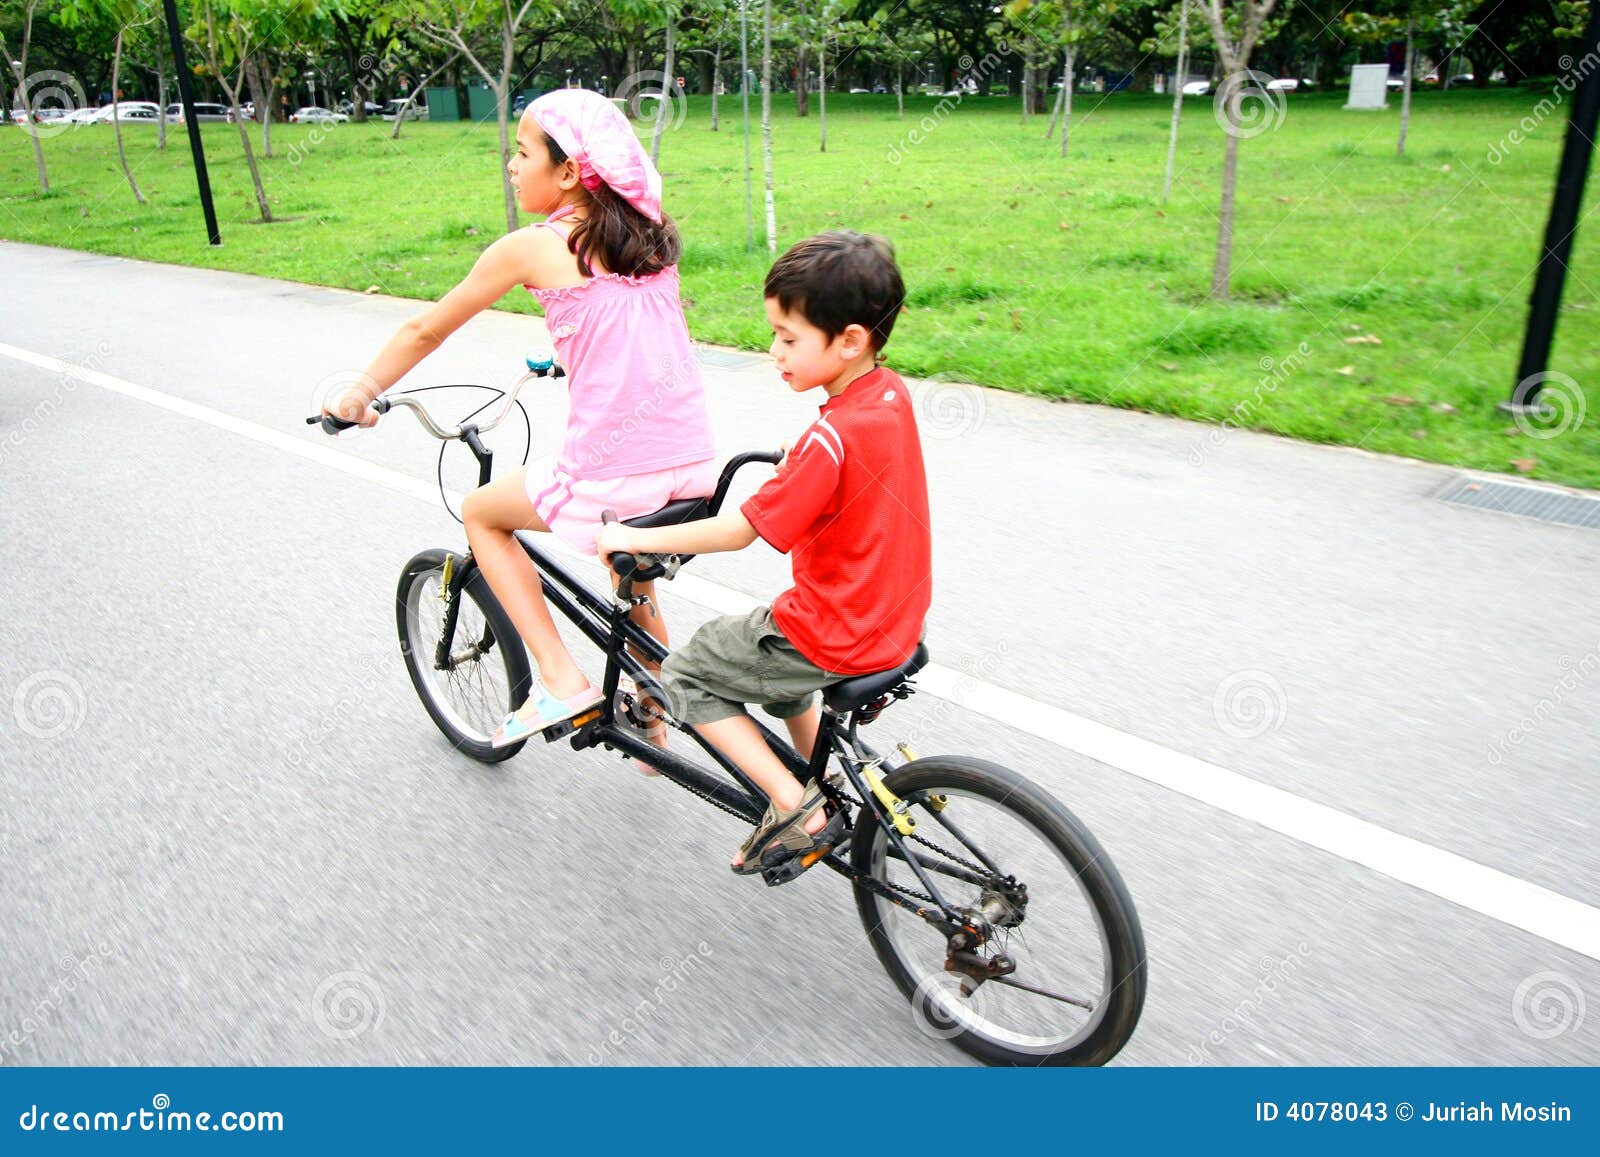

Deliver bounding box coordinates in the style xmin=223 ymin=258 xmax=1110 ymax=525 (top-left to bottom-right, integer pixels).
xmin=594 ymin=231 xmax=931 ymax=875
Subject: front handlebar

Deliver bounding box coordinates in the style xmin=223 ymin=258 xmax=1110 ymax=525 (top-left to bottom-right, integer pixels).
xmin=305 ymin=355 xmax=564 ymax=439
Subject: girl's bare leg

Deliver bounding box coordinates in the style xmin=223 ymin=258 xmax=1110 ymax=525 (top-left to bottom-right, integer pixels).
xmin=461 ymin=470 xmax=592 ymax=708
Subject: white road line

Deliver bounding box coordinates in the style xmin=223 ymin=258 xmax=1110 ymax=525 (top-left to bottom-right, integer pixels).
xmin=6 ymin=340 xmax=1599 ymax=963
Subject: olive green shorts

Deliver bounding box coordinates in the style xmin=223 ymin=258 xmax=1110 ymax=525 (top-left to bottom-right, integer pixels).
xmin=661 ymin=607 xmax=843 ymax=726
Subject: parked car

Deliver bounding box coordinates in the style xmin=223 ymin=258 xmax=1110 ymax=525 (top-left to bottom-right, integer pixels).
xmin=1182 ymin=79 xmax=1212 ymax=96
xmin=64 ymin=106 xmax=102 ymax=124
xmin=87 ymin=102 xmax=160 ymax=123
xmin=335 ymin=99 xmax=384 ymax=117
xmin=1266 ymin=77 xmax=1300 ymax=92
xmin=380 ymin=97 xmax=426 ymax=121
xmin=290 ymin=106 xmax=349 ymax=124
xmin=165 ymin=102 xmax=231 ymax=122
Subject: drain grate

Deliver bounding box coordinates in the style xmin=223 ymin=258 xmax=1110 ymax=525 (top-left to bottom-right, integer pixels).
xmin=1436 ymin=475 xmax=1600 ymax=530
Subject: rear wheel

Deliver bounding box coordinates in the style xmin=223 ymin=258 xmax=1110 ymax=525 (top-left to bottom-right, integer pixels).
xmin=396 ymin=550 xmax=532 ymax=763
xmin=851 ymin=756 xmax=1146 ymax=1066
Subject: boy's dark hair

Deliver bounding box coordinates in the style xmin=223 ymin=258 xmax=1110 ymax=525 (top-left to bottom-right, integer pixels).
xmin=764 ymin=232 xmax=905 ymax=351
xmin=545 ymin=132 xmax=681 ymax=278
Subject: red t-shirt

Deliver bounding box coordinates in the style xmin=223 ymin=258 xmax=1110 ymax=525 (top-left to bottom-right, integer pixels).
xmin=741 ymin=367 xmax=932 ymax=676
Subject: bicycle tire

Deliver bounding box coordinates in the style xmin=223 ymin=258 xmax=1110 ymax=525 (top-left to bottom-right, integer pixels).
xmin=851 ymin=755 xmax=1146 ymax=1066
xmin=396 ymin=549 xmax=533 ymax=763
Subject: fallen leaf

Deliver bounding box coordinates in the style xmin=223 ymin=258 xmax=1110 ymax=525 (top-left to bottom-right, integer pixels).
xmin=945 ymin=266 xmax=956 ymax=272
xmin=1348 ymin=323 xmax=1363 ymax=331
xmin=465 ymin=226 xmax=479 ymax=236
xmin=1345 ymin=334 xmax=1383 ymax=345
xmin=1010 ymin=310 xmax=1024 ymax=332
xmin=899 ymin=213 xmax=909 ymax=220
xmin=1154 ymin=209 xmax=1165 ymax=217
xmin=824 ymin=210 xmax=839 ymax=218
xmin=976 ymin=312 xmax=987 ymax=323
xmin=925 ymin=201 xmax=933 ymax=209
xmin=1159 ymin=361 xmax=1180 ymax=372
xmin=1411 ymin=429 xmax=1428 ymax=439
xmin=1431 ymin=402 xmax=1457 ymax=414
xmin=364 ymin=285 xmax=381 ymax=294
xmin=1382 ymin=394 xmax=1416 ymax=406
xmin=1276 ymin=195 xmax=1291 ymax=203
xmin=1503 ymin=426 xmax=1523 ymax=436
xmin=1441 ymin=163 xmax=1452 ymax=172
xmin=1336 ymin=365 xmax=1355 ymax=375
xmin=1510 ymin=457 xmax=1537 ymax=473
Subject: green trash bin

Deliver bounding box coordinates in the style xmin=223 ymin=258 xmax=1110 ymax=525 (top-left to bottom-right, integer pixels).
xmin=424 ymin=86 xmax=461 ymax=122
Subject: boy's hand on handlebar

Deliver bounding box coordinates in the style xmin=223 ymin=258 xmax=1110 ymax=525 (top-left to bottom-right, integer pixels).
xmin=595 ymin=522 xmax=640 ymax=568
xmin=323 ymin=389 xmax=380 ymax=429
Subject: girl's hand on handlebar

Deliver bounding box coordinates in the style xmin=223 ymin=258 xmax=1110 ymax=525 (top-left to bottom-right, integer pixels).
xmin=323 ymin=388 xmax=380 ymax=429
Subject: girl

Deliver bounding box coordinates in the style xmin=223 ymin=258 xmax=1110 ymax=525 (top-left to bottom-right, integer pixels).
xmin=324 ymin=88 xmax=716 ymax=749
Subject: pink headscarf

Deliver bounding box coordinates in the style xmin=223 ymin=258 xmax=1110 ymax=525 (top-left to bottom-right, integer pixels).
xmin=528 ymin=88 xmax=663 ymax=224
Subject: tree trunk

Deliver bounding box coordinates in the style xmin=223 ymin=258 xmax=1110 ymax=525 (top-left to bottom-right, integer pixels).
xmin=110 ymin=32 xmax=147 ymax=204
xmin=208 ymin=7 xmax=271 ymax=222
xmin=1211 ymin=101 xmax=1239 ymax=300
xmin=624 ymin=41 xmax=640 ymax=114
xmin=651 ymin=13 xmax=674 ymax=164
xmin=245 ymin=57 xmax=271 ymax=157
xmin=795 ymin=44 xmax=809 ymax=116
xmin=896 ymin=64 xmax=903 ymax=118
xmin=392 ymin=51 xmax=459 ymax=141
xmin=10 ymin=7 xmax=49 ymax=193
xmin=711 ymin=41 xmax=721 ymax=130
xmin=1021 ymin=42 xmax=1032 ymax=123
xmin=762 ymin=0 xmax=776 ymax=252
xmin=1163 ymin=0 xmax=1189 ymax=202
xmin=818 ymin=39 xmax=826 ymax=152
xmin=1398 ymin=15 xmax=1415 ymax=155
xmin=1060 ymin=40 xmax=1074 ymax=156
xmin=156 ymin=68 xmax=167 ymax=150
xmin=1044 ymin=51 xmax=1066 ymax=138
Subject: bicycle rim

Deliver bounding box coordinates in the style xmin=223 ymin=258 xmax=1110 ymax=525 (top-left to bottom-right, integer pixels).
xmin=403 ymin=567 xmax=518 ymax=744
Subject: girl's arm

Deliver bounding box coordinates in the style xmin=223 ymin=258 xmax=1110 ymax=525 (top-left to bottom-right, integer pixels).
xmin=329 ymin=228 xmax=557 ymax=422
xmin=596 ymin=511 xmax=759 ymax=565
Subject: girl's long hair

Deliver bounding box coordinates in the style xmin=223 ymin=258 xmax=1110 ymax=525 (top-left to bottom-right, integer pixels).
xmin=545 ymin=134 xmax=681 ymax=278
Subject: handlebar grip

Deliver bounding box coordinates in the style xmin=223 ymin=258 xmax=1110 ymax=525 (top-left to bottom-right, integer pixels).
xmin=307 ymin=413 xmax=358 ymax=434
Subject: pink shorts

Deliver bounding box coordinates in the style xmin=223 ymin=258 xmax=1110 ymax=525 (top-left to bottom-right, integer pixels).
xmin=525 ymin=457 xmax=720 ymax=555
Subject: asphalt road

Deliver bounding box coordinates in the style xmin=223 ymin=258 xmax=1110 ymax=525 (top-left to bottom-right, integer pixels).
xmin=1 ymin=240 xmax=1596 ymax=1065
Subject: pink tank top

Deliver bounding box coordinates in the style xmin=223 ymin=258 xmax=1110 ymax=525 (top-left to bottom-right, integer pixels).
xmin=525 ymin=206 xmax=716 ymax=481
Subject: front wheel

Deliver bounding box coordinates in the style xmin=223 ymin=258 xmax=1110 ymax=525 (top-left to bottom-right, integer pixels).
xmin=397 ymin=549 xmax=533 ymax=763
xmin=852 ymin=756 xmax=1146 ymax=1066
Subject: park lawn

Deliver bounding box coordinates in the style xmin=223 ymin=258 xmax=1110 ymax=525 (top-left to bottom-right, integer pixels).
xmin=3 ymin=90 xmax=1597 ymax=489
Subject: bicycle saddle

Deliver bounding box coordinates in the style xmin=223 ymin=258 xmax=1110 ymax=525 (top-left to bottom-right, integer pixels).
xmin=621 ymin=497 xmax=711 ymax=529
xmin=823 ymin=643 xmax=930 ymax=713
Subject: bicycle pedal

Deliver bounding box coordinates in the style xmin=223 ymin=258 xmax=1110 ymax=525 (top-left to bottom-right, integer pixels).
xmin=540 ymin=706 xmax=605 ymax=744
xmin=757 ymin=812 xmax=846 ymax=887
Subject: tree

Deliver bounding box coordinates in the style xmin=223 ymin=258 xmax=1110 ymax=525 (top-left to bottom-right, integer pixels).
xmin=187 ymin=0 xmax=303 ymax=223
xmin=761 ymin=0 xmax=775 ymax=251
xmin=649 ymin=2 xmax=674 ymax=163
xmin=1164 ymin=0 xmax=1190 ymax=200
xmin=1199 ymin=0 xmax=1281 ymax=300
xmin=2 ymin=0 xmax=52 ymax=193
xmin=396 ymin=0 xmax=551 ymax=235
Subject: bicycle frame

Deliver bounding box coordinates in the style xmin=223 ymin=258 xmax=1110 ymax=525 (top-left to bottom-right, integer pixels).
xmin=428 ymin=412 xmax=987 ymax=924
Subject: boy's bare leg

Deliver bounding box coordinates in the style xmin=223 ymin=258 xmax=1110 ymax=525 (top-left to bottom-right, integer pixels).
xmin=693 ymin=713 xmax=828 ymax=867
xmin=462 ymin=472 xmax=591 ymax=705
xmin=783 ymin=705 xmax=820 ymax=760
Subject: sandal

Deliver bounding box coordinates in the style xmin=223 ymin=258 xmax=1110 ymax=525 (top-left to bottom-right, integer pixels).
xmin=731 ymin=780 xmax=835 ymax=876
xmin=490 ymin=681 xmax=604 ymax=748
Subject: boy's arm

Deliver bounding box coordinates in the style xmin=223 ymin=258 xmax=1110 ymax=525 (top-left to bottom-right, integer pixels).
xmin=596 ymin=510 xmax=758 ymax=565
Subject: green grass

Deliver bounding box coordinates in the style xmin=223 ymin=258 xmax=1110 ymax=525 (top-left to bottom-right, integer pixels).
xmin=3 ymin=90 xmax=1598 ymax=487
